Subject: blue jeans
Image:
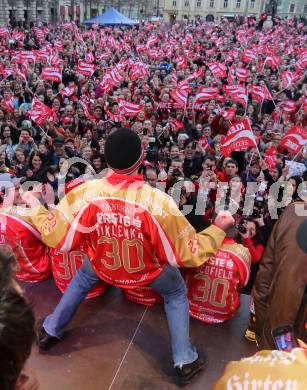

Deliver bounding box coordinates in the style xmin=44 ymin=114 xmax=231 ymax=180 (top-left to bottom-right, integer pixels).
xmin=44 ymin=261 xmax=197 ymax=367
xmin=44 ymin=258 xmax=100 ymax=339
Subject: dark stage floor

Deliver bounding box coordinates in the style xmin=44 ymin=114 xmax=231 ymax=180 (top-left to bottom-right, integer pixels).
xmin=23 ymin=279 xmax=257 ymax=390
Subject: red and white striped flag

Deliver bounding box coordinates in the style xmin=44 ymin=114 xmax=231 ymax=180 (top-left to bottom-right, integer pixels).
xmin=278 ymin=99 xmax=297 ymax=113
xmin=118 ymin=99 xmax=144 ymax=118
xmin=60 ymin=84 xmax=76 ymax=98
xmin=170 ymin=88 xmax=189 ymax=108
xmin=1 ymin=96 xmax=15 ymax=113
xmin=194 ymin=87 xmax=220 ymax=102
xmin=129 ymin=62 xmax=148 ymax=81
xmin=12 ymin=64 xmax=27 ymax=81
xmin=54 ymin=40 xmax=64 ymax=50
xmin=21 ymin=50 xmax=36 ymax=63
xmin=147 ymin=34 xmax=159 ymax=47
xmin=85 ymin=52 xmax=95 ymax=63
xmin=224 ymin=84 xmax=248 ymax=108
xmin=221 ymin=119 xmax=257 ymax=157
xmin=242 ymin=49 xmax=257 ymax=63
xmin=251 ymin=85 xmax=265 ymax=105
xmin=29 ymin=97 xmax=52 ymax=125
xmin=281 ymin=125 xmax=307 ymax=153
xmin=280 ymin=71 xmax=296 ymax=88
xmin=235 ymin=67 xmax=250 ymax=82
xmin=264 ymin=53 xmax=281 ymax=70
xmin=42 ymin=66 xmax=62 ymax=83
xmin=76 ymin=60 xmax=96 ymax=77
xmin=208 ymin=62 xmax=227 ymax=78
xmin=176 ymin=56 xmax=188 ymax=70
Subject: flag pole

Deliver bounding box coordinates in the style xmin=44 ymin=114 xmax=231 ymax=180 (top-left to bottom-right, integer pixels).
xmin=291 ymin=145 xmax=304 ymax=162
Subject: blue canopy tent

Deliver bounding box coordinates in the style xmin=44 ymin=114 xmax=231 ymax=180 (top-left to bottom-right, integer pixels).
xmin=83 ymin=7 xmax=138 ymax=26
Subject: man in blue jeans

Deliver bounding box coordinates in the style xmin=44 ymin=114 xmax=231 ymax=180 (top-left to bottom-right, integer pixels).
xmin=33 ymin=128 xmax=234 ymax=384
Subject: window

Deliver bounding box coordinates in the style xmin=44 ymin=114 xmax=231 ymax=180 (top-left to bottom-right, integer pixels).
xmin=209 ymin=0 xmax=214 ymax=7
xmin=172 ymin=0 xmax=177 ymax=6
xmin=197 ymin=0 xmax=202 ymax=6
xmin=304 ymin=4 xmax=307 ymax=13
xmin=223 ymin=0 xmax=228 ymax=7
xmin=236 ymin=0 xmax=241 ymax=8
xmin=250 ymin=0 xmax=255 ymax=8
xmin=277 ymin=0 xmax=281 ymax=6
xmin=184 ymin=0 xmax=189 ymax=6
xmin=289 ymin=3 xmax=295 ymax=12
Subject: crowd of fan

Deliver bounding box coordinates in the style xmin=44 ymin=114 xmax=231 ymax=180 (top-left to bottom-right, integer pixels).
xmin=0 ymin=13 xmax=306 ymax=390
xmin=0 ymin=15 xmax=306 ymax=267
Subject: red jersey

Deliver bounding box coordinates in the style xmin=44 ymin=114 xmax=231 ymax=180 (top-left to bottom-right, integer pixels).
xmin=0 ymin=210 xmax=51 ymax=283
xmin=32 ymin=171 xmax=226 ymax=289
xmin=49 ymin=245 xmax=106 ymax=299
xmin=186 ymin=238 xmax=251 ymax=323
xmin=123 ymin=287 xmax=162 ymax=306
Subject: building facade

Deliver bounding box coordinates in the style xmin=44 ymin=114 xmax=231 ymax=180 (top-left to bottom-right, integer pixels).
xmin=275 ymin=0 xmax=307 ymax=17
xmin=163 ymin=0 xmax=264 ymax=21
xmin=0 ymin=0 xmax=50 ymax=25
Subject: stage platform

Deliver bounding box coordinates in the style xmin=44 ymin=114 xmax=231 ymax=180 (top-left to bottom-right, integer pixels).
xmin=23 ymin=279 xmax=257 ymax=390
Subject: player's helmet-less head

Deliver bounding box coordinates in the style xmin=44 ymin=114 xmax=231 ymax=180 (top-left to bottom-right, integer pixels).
xmin=105 ymin=128 xmax=143 ymax=175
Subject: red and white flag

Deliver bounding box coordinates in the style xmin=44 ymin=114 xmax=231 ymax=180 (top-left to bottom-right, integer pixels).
xmin=235 ymin=67 xmax=250 ymax=82
xmin=281 ymin=125 xmax=307 ymax=153
xmin=60 ymin=84 xmax=76 ymax=98
xmin=264 ymin=53 xmax=281 ymax=70
xmin=208 ymin=62 xmax=227 ymax=78
xmin=194 ymin=87 xmax=220 ymax=102
xmin=147 ymin=34 xmax=159 ymax=47
xmin=242 ymin=49 xmax=257 ymax=63
xmin=251 ymin=85 xmax=265 ymax=105
xmin=170 ymin=88 xmax=189 ymax=108
xmin=280 ymin=71 xmax=296 ymax=88
xmin=85 ymin=52 xmax=95 ymax=63
xmin=21 ymin=50 xmax=36 ymax=63
xmin=42 ymin=66 xmax=62 ymax=83
xmin=12 ymin=64 xmax=27 ymax=81
xmin=76 ymin=60 xmax=96 ymax=77
xmin=278 ymin=99 xmax=297 ymax=113
xmin=129 ymin=62 xmax=148 ymax=81
xmin=1 ymin=96 xmax=15 ymax=113
xmin=118 ymin=99 xmax=144 ymax=118
xmin=220 ymin=107 xmax=236 ymax=121
xmin=264 ymin=145 xmax=278 ymax=169
xmin=220 ymin=119 xmax=257 ymax=157
xmin=176 ymin=56 xmax=188 ymax=70
xmin=224 ymin=85 xmax=248 ymax=108
xmin=29 ymin=97 xmax=52 ymax=125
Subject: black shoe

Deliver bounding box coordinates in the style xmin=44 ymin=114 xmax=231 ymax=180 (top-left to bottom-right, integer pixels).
xmin=37 ymin=327 xmax=61 ymax=352
xmin=176 ymin=354 xmax=207 ymax=385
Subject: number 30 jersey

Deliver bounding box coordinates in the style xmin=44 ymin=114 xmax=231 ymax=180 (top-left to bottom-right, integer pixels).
xmin=49 ymin=244 xmax=106 ymax=299
xmin=31 ymin=171 xmax=226 ymax=289
xmin=186 ymin=237 xmax=251 ymax=324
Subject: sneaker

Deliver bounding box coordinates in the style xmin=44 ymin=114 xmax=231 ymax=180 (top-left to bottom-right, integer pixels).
xmin=37 ymin=327 xmax=61 ymax=352
xmin=176 ymin=354 xmax=207 ymax=385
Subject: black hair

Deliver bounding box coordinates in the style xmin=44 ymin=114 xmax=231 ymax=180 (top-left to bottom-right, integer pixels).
xmin=0 ymin=249 xmax=35 ymax=390
xmin=0 ymin=290 xmax=35 ymax=390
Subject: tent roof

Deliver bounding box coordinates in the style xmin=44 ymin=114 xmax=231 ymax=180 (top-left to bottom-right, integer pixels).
xmin=84 ymin=7 xmax=138 ymax=26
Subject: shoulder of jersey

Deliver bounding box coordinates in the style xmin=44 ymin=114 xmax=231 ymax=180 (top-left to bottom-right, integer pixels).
xmin=221 ymin=242 xmax=251 ymax=267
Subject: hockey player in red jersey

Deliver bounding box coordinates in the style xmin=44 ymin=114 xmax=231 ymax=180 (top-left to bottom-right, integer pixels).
xmin=26 ymin=128 xmax=235 ymax=384
xmin=186 ymin=232 xmax=251 ymax=324
xmin=0 ymin=181 xmax=51 ymax=283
